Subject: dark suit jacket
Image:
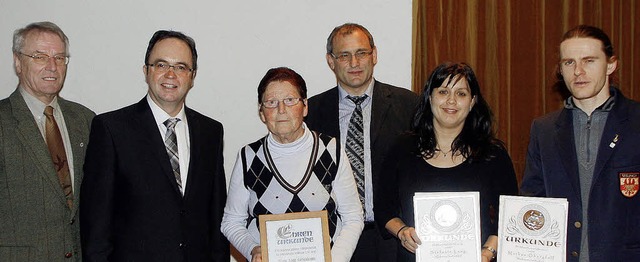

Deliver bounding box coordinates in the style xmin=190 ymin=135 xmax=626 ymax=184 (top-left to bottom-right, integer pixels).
xmin=521 ymin=87 xmax=640 ymax=261
xmin=0 ymin=89 xmax=94 ymax=261
xmin=305 ymin=80 xmax=418 ymax=229
xmin=80 ymin=98 xmax=229 ymax=261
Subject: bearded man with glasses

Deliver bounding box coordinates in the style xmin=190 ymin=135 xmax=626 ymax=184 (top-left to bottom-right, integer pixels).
xmin=0 ymin=21 xmax=95 ymax=261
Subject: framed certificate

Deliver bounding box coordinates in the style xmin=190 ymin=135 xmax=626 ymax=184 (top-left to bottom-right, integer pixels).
xmin=259 ymin=210 xmax=332 ymax=262
xmin=414 ymin=192 xmax=482 ymax=262
xmin=498 ymin=195 xmax=568 ymax=262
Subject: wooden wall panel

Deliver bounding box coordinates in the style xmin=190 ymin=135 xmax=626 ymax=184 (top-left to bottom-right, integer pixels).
xmin=414 ymin=0 xmax=640 ymax=185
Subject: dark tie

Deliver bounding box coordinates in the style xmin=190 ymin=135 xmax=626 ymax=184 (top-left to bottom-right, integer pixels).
xmin=44 ymin=106 xmax=73 ymax=208
xmin=346 ymin=95 xmax=367 ymax=207
xmin=164 ymin=118 xmax=182 ymax=193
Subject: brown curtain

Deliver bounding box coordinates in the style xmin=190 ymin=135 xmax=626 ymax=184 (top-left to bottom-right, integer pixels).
xmin=413 ymin=0 xmax=640 ymax=185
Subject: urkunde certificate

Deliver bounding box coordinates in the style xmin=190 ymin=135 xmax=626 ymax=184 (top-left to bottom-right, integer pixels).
xmin=413 ymin=192 xmax=481 ymax=262
xmin=498 ymin=195 xmax=568 ymax=262
xmin=259 ymin=211 xmax=331 ymax=262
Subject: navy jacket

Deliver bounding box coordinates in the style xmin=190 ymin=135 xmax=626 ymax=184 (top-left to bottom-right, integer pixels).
xmin=521 ymin=87 xmax=640 ymax=261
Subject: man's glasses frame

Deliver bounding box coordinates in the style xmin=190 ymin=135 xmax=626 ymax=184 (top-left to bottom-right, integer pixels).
xmin=146 ymin=62 xmax=194 ymax=74
xmin=18 ymin=52 xmax=69 ymax=66
xmin=330 ymin=50 xmax=373 ymax=63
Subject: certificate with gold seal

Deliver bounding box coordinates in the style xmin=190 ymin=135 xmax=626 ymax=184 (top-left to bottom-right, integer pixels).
xmin=497 ymin=195 xmax=568 ymax=262
xmin=413 ymin=192 xmax=481 ymax=262
xmin=259 ymin=210 xmax=331 ymax=262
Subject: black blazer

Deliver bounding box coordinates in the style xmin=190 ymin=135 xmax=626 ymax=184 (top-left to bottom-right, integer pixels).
xmin=80 ymin=98 xmax=229 ymax=261
xmin=305 ymin=80 xmax=418 ymax=226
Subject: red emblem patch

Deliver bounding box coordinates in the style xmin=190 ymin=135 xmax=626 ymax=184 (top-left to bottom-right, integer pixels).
xmin=619 ymin=172 xmax=639 ymax=198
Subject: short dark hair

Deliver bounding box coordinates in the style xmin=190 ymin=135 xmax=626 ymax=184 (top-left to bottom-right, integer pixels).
xmin=412 ymin=62 xmax=502 ymax=162
xmin=326 ymin=23 xmax=375 ymax=54
xmin=13 ymin=21 xmax=69 ymax=54
xmin=257 ymin=67 xmax=307 ymax=105
xmin=144 ymin=30 xmax=198 ymax=70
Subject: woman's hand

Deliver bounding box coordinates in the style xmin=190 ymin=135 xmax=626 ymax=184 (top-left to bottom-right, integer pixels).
xmin=250 ymin=246 xmax=262 ymax=262
xmin=481 ymin=248 xmax=495 ymax=262
xmin=397 ymin=226 xmax=422 ymax=253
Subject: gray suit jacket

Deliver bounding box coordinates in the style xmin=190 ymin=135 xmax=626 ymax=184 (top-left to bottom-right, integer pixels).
xmin=0 ymin=89 xmax=94 ymax=262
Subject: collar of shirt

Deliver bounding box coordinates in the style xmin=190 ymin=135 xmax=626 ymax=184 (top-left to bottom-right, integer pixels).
xmin=20 ymin=86 xmax=60 ymax=121
xmin=564 ymin=86 xmax=617 ymax=113
xmin=337 ymin=79 xmax=375 ymax=109
xmin=146 ymin=95 xmax=188 ymax=131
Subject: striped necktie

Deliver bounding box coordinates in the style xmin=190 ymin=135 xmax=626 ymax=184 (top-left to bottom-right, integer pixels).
xmin=164 ymin=118 xmax=183 ymax=193
xmin=346 ymin=95 xmax=367 ymax=207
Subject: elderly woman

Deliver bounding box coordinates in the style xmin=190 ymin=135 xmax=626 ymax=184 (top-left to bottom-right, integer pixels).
xmin=221 ymin=67 xmax=364 ymax=262
xmin=374 ymin=62 xmax=518 ymax=261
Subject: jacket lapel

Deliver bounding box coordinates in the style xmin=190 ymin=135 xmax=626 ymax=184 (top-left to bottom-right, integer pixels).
xmin=58 ymin=98 xmax=91 ymax=215
xmin=370 ymin=81 xmax=391 ymax=147
xmin=554 ymin=109 xmax=581 ymax=197
xmin=592 ymin=94 xmax=630 ymax=186
xmin=325 ymin=87 xmax=341 ymax=137
xmin=134 ymin=99 xmax=183 ymax=197
xmin=182 ymin=107 xmax=198 ymax=199
xmin=8 ymin=91 xmax=68 ymax=207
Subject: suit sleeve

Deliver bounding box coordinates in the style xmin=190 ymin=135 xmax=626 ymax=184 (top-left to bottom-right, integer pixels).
xmin=210 ymin=126 xmax=230 ymax=262
xmin=520 ymin=120 xmax=547 ymax=197
xmin=80 ymin=116 xmax=116 ymax=262
xmin=373 ymin=135 xmax=405 ymax=239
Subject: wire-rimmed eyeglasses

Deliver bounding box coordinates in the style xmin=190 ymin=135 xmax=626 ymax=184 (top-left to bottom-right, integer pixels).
xmin=18 ymin=52 xmax=69 ymax=66
xmin=330 ymin=50 xmax=373 ymax=63
xmin=261 ymin=97 xmax=304 ymax=108
xmin=146 ymin=62 xmax=194 ymax=74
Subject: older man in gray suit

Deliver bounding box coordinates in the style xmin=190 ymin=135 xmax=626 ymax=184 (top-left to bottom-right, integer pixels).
xmin=0 ymin=21 xmax=94 ymax=261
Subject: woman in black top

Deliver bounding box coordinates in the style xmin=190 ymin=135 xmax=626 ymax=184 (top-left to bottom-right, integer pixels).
xmin=374 ymin=62 xmax=518 ymax=261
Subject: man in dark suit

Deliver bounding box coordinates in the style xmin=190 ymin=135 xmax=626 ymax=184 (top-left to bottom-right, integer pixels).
xmin=80 ymin=30 xmax=229 ymax=261
xmin=305 ymin=23 xmax=418 ymax=262
xmin=521 ymin=25 xmax=640 ymax=261
xmin=0 ymin=21 xmax=94 ymax=261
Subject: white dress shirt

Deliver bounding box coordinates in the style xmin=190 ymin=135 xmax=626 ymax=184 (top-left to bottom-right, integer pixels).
xmin=147 ymin=95 xmax=191 ymax=195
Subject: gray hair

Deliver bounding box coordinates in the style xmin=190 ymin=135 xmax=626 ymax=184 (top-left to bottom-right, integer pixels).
xmin=13 ymin=21 xmax=69 ymax=54
xmin=326 ymin=23 xmax=375 ymax=54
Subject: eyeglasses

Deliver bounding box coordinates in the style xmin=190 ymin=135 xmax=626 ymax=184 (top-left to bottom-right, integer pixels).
xmin=19 ymin=52 xmax=69 ymax=66
xmin=147 ymin=62 xmax=194 ymax=74
xmin=330 ymin=50 xmax=373 ymax=63
xmin=261 ymin=97 xmax=304 ymax=108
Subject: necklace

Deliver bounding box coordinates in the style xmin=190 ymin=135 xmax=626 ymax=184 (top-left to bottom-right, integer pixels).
xmin=437 ymin=147 xmax=452 ymax=157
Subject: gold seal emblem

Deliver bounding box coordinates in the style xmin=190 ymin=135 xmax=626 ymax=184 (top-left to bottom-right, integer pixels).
xmin=522 ymin=210 xmax=545 ymax=231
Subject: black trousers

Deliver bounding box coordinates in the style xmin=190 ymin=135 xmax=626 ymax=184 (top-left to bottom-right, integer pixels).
xmin=350 ymin=222 xmax=398 ymax=262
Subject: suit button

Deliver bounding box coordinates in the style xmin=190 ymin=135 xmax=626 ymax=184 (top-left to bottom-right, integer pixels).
xmin=571 ymin=251 xmax=579 ymax=257
xmin=65 ymin=252 xmax=73 ymax=258
xmin=574 ymin=221 xmax=581 ymax=228
xmin=179 ymin=243 xmax=186 ymax=249
xmin=180 ymin=210 xmax=186 ymax=215
xmin=70 ymin=218 xmax=75 ymax=225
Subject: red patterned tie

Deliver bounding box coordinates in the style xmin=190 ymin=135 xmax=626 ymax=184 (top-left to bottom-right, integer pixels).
xmin=44 ymin=106 xmax=73 ymax=208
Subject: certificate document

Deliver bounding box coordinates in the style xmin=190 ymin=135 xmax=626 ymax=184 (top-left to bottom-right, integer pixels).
xmin=259 ymin=210 xmax=331 ymax=262
xmin=498 ymin=195 xmax=568 ymax=262
xmin=414 ymin=192 xmax=481 ymax=262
